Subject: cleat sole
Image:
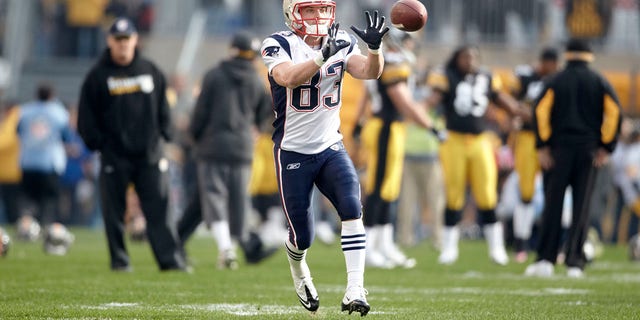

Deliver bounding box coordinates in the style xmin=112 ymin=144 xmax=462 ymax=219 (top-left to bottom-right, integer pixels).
xmin=341 ymin=300 xmax=370 ymax=316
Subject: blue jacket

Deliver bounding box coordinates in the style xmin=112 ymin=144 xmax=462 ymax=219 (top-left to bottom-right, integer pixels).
xmin=17 ymin=100 xmax=72 ymax=175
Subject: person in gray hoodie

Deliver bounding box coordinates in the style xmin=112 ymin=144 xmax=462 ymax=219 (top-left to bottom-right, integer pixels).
xmin=185 ymin=31 xmax=272 ymax=269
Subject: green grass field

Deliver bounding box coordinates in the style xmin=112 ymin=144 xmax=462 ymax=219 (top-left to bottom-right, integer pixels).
xmin=1 ymin=227 xmax=639 ymax=319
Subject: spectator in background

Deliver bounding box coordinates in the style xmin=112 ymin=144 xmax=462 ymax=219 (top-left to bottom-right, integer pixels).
xmin=17 ymin=84 xmax=72 ymax=226
xmin=134 ymin=0 xmax=154 ymax=36
xmin=610 ymin=118 xmax=640 ymax=243
xmin=526 ymin=39 xmax=622 ymax=278
xmin=65 ymin=0 xmax=109 ymax=57
xmin=77 ymin=17 xmax=187 ymax=272
xmin=0 ymin=100 xmax=22 ymax=224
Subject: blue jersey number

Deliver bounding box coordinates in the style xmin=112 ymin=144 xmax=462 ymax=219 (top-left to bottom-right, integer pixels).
xmin=291 ymin=61 xmax=344 ymax=111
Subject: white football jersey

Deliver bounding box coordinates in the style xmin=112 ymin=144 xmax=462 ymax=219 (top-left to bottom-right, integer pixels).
xmin=261 ymin=30 xmax=360 ymax=154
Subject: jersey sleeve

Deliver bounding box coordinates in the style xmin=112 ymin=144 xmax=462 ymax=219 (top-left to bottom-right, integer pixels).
xmin=600 ymin=77 xmax=622 ymax=152
xmin=426 ymin=69 xmax=449 ymax=93
xmin=261 ymin=36 xmax=292 ymax=74
xmin=379 ymin=62 xmax=411 ymax=86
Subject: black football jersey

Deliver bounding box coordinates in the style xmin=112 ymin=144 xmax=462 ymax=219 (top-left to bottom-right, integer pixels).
xmin=428 ymin=68 xmax=502 ymax=134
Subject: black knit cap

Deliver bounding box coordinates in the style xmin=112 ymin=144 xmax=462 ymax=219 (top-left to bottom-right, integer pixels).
xmin=540 ymin=47 xmax=559 ymax=61
xmin=231 ymin=31 xmax=260 ymax=52
xmin=566 ymin=38 xmax=592 ymax=53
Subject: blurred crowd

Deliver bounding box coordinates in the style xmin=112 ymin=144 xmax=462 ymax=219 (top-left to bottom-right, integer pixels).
xmin=33 ymin=0 xmax=154 ymax=58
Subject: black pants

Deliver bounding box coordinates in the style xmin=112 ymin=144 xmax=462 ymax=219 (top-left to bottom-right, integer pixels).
xmin=21 ymin=171 xmax=61 ymax=225
xmin=177 ymin=186 xmax=201 ymax=243
xmin=99 ymin=153 xmax=185 ymax=271
xmin=536 ymin=145 xmax=597 ymax=269
xmin=177 ymin=157 xmax=201 ymax=243
xmin=0 ymin=183 xmax=22 ymax=224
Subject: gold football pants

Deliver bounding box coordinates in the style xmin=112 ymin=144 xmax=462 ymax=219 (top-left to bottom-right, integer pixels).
xmin=513 ymin=130 xmax=539 ymax=203
xmin=362 ymin=117 xmax=406 ymax=202
xmin=439 ymin=131 xmax=497 ymax=211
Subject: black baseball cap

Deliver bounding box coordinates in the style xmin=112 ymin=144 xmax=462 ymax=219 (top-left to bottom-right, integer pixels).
xmin=109 ymin=17 xmax=137 ymax=37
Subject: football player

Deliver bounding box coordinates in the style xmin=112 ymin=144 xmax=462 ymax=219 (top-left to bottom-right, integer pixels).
xmin=510 ymin=48 xmax=559 ymax=263
xmin=426 ymin=45 xmax=522 ymax=266
xmin=261 ymin=0 xmax=389 ymax=316
xmin=358 ymin=28 xmax=432 ymax=269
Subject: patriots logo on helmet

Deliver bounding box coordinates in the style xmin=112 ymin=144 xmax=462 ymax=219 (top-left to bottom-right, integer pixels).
xmin=262 ymin=46 xmax=280 ymax=58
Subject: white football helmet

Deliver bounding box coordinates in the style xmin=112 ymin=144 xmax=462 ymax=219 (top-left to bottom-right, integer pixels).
xmin=17 ymin=215 xmax=41 ymax=242
xmin=43 ymin=223 xmax=75 ymax=256
xmin=283 ymin=0 xmax=335 ymax=37
xmin=0 ymin=227 xmax=11 ymax=257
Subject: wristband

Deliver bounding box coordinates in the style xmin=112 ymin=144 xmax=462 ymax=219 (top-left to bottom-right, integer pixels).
xmin=314 ymin=54 xmax=326 ymax=67
xmin=368 ymin=48 xmax=381 ymax=55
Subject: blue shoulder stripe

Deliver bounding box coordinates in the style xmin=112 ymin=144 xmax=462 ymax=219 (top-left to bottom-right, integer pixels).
xmin=270 ymin=34 xmax=292 ymax=59
xmin=347 ymin=34 xmax=357 ymax=55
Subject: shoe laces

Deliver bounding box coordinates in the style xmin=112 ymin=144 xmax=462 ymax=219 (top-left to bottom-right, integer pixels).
xmin=346 ymin=286 xmax=368 ymax=300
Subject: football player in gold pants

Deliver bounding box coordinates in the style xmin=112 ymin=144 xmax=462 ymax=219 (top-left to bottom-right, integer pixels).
xmin=427 ymin=46 xmax=522 ymax=265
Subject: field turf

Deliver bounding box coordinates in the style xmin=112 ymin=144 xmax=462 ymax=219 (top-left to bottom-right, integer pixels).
xmin=1 ymin=227 xmax=639 ymax=319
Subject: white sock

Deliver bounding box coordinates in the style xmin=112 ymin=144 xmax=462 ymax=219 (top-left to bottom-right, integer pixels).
xmin=380 ymin=223 xmax=396 ymax=253
xmin=513 ymin=202 xmax=535 ymax=239
xmin=483 ymin=222 xmax=506 ymax=250
xmin=441 ymin=226 xmax=460 ymax=252
xmin=285 ymin=239 xmax=309 ymax=279
xmin=211 ymin=221 xmax=232 ymax=252
xmin=341 ymin=219 xmax=366 ymax=288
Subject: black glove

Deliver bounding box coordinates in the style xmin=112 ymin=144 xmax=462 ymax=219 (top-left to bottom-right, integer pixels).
xmin=350 ymin=10 xmax=390 ymax=50
xmin=315 ymin=23 xmax=350 ymax=65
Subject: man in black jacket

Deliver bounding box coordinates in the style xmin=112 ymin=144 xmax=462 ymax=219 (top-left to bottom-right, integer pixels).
xmin=525 ymin=39 xmax=622 ymax=278
xmin=77 ymin=17 xmax=187 ymax=272
xmin=180 ymin=31 xmax=272 ymax=269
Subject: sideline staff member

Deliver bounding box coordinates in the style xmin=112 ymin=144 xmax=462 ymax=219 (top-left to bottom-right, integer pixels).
xmin=526 ymin=39 xmax=622 ymax=278
xmin=78 ymin=17 xmax=187 ymax=272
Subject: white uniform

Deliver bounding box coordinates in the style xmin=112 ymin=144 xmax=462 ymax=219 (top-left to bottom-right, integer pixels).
xmin=262 ymin=30 xmax=360 ymax=154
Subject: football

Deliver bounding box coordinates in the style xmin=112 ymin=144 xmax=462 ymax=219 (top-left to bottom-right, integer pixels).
xmin=390 ymin=0 xmax=428 ymax=32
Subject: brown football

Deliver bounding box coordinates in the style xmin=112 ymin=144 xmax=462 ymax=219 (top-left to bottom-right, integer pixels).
xmin=390 ymin=0 xmax=428 ymax=32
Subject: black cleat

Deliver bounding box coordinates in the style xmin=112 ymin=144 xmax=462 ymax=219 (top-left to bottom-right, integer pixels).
xmin=341 ymin=286 xmax=370 ymax=316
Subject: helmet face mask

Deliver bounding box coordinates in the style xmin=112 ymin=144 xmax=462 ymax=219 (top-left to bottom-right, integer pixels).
xmin=283 ymin=0 xmax=335 ymax=37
